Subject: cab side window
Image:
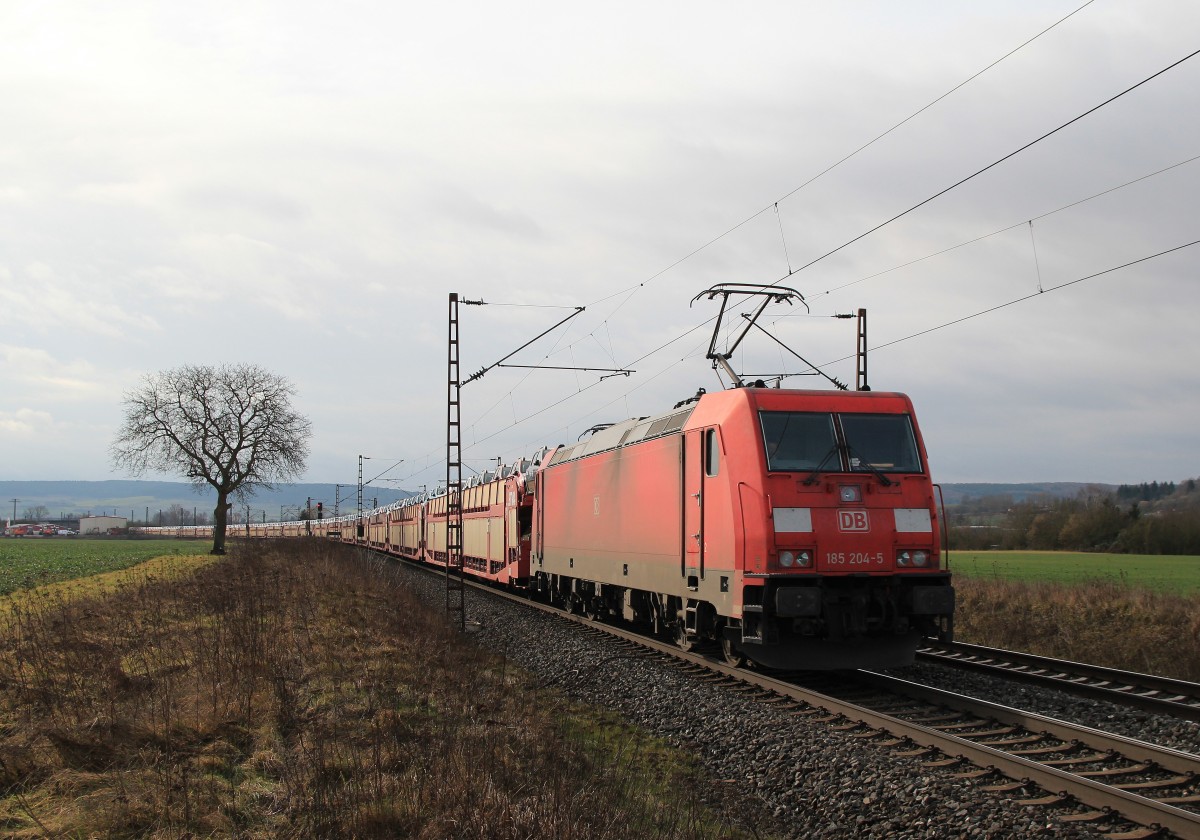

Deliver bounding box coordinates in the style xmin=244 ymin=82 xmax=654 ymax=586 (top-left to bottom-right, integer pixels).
xmin=705 ymin=428 xmax=719 ymax=477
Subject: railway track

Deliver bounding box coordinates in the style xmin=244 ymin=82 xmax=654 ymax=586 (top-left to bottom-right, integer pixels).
xmin=918 ymin=640 xmax=1200 ymax=722
xmin=525 ymin=602 xmax=1200 ymax=837
xmin=385 ymin=554 xmax=1200 ymax=838
xmin=792 ymin=669 xmax=1200 ymax=839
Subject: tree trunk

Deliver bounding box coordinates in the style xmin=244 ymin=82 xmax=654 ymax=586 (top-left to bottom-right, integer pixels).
xmin=212 ymin=492 xmax=232 ymax=555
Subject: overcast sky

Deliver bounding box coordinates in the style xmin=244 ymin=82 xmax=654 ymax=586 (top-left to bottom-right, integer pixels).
xmin=2 ymin=0 xmax=1198 ymax=491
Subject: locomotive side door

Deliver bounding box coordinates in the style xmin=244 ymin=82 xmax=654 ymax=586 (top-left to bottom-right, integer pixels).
xmin=683 ymin=428 xmax=705 ymax=587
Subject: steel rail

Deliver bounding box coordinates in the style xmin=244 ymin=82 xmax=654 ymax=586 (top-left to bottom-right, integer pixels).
xmin=919 ymin=640 xmax=1200 ymax=722
xmin=782 ymin=671 xmax=1200 ymax=839
xmin=852 ymin=670 xmax=1200 ymax=776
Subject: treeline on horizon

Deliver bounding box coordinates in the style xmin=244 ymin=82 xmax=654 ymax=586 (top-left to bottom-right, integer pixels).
xmin=1114 ymin=480 xmax=1184 ymax=502
xmin=948 ymin=479 xmax=1200 ymax=554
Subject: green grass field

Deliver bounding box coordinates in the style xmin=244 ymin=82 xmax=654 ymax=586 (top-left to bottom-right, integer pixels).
xmin=948 ymin=550 xmax=1200 ymax=593
xmin=0 ymin=539 xmax=203 ymax=596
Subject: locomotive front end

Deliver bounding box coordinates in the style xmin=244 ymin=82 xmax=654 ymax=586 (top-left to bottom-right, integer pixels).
xmin=736 ymin=390 xmax=954 ymax=670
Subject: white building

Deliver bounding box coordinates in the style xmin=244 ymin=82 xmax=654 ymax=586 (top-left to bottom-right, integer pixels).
xmin=79 ymin=515 xmax=128 ymax=535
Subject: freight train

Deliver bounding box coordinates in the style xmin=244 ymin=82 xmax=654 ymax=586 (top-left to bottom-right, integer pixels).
xmin=143 ymin=385 xmax=954 ymax=670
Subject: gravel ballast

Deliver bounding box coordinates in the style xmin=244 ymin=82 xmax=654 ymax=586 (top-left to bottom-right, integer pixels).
xmin=375 ymin=555 xmax=1197 ymax=839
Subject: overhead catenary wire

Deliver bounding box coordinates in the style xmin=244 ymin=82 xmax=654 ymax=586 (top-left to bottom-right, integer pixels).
xmin=478 ymin=302 xmax=582 ymax=308
xmin=469 ymin=320 xmax=616 ymax=430
xmin=768 ymin=0 xmax=1100 ymax=211
xmin=780 ymin=46 xmax=1200 ymax=279
xmin=820 ymin=239 xmax=1200 ymax=364
xmin=800 ymin=152 xmax=1200 ymax=301
xmin=588 ymin=0 xmax=1096 ymax=321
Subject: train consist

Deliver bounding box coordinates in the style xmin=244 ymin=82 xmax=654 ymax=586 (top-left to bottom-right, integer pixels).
xmin=145 ymin=386 xmax=953 ymax=669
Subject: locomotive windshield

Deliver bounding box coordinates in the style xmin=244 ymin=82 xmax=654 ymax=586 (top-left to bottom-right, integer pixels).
xmin=760 ymin=412 xmax=838 ymax=471
xmin=760 ymin=411 xmax=922 ymax=474
xmin=840 ymin=413 xmax=922 ymax=473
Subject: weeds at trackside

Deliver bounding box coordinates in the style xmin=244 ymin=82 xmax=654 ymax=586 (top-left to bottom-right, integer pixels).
xmin=953 ymin=576 xmax=1200 ymax=680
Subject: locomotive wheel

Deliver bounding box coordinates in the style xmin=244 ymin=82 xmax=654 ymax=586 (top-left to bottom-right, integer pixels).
xmin=720 ymin=636 xmax=747 ymax=668
xmin=551 ymin=587 xmax=571 ymax=613
xmin=673 ymin=621 xmax=697 ymax=652
xmin=583 ymin=600 xmax=602 ymax=621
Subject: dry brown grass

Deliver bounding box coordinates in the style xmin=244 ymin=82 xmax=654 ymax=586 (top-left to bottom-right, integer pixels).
xmin=0 ymin=541 xmax=747 ymax=839
xmin=953 ymin=576 xmax=1200 ymax=680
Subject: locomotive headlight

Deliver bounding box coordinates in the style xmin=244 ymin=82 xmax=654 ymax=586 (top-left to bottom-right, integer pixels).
xmin=897 ymin=550 xmax=929 ymax=567
xmin=796 ymin=550 xmax=812 ymax=568
xmin=780 ymin=551 xmax=795 ymax=567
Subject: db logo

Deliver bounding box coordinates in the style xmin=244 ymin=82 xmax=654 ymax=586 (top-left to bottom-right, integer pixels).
xmin=838 ymin=510 xmax=870 ymax=532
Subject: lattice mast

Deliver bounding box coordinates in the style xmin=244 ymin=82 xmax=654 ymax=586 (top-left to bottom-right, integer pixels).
xmin=443 ymin=293 xmax=602 ymax=629
xmin=445 ymin=293 xmax=465 ymax=630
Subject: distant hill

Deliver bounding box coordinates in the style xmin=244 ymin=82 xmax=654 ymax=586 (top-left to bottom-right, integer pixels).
xmin=0 ymin=480 xmax=410 ymax=523
xmin=936 ymin=482 xmax=1116 ymax=505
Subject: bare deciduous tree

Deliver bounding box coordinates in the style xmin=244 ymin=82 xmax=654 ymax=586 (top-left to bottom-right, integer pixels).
xmin=111 ymin=364 xmax=312 ymax=554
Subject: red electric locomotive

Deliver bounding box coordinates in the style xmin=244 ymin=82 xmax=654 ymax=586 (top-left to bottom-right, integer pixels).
xmin=531 ymin=385 xmax=953 ymax=669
